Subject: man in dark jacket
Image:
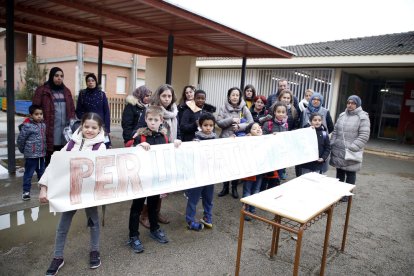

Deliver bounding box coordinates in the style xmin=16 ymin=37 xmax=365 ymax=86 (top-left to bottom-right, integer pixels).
xmin=32 ymin=67 xmax=75 ymax=165
xmin=266 ymin=79 xmax=299 ymax=111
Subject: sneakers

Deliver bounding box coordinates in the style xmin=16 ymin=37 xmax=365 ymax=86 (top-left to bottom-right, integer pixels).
xmin=200 ymin=217 xmax=213 ymax=228
xmin=150 ymin=228 xmax=169 ymax=243
xmin=127 ymin=236 xmax=144 ymax=253
xmin=280 ymin=172 xmax=288 ymax=180
xmin=22 ymin=192 xmax=30 ymax=201
xmin=89 ymin=251 xmax=101 ymax=269
xmin=46 ymin=258 xmax=64 ymax=276
xmin=244 ymin=215 xmax=252 ymax=222
xmin=187 ymin=221 xmax=204 ymax=231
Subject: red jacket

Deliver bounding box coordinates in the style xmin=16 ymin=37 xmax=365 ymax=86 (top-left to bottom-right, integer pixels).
xmin=32 ymin=83 xmax=75 ymax=152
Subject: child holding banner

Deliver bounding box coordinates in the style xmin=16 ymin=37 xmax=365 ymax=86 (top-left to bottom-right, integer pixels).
xmin=39 ymin=112 xmax=106 ymax=275
xmin=128 ymin=106 xmax=182 ymax=252
xmin=301 ymin=113 xmax=331 ymax=174
xmin=185 ymin=112 xmax=217 ymax=231
xmin=241 ymin=122 xmax=265 ymax=221
xmin=261 ymin=102 xmax=288 ymax=191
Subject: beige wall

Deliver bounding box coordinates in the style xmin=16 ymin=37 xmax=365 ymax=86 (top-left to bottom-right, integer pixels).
xmin=36 ymin=37 xmax=77 ymax=60
xmin=146 ymin=56 xmax=198 ymax=102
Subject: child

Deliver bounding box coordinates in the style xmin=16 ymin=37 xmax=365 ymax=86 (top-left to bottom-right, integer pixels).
xmin=180 ymin=89 xmax=216 ymax=142
xmin=17 ymin=104 xmax=46 ymax=201
xmin=261 ymin=102 xmax=288 ymax=190
xmin=301 ymin=113 xmax=331 ymax=174
xmin=241 ymin=122 xmax=264 ymax=221
xmin=185 ymin=112 xmax=217 ymax=231
xmin=39 ymin=112 xmax=106 ymax=275
xmin=278 ymin=90 xmax=299 ymax=131
xmin=128 ymin=106 xmax=181 ymax=252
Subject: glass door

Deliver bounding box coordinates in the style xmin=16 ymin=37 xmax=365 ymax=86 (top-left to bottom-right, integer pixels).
xmin=377 ymin=88 xmax=403 ymax=140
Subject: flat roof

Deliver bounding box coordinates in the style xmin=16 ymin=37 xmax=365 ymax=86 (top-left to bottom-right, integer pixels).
xmin=0 ymin=0 xmax=294 ymax=58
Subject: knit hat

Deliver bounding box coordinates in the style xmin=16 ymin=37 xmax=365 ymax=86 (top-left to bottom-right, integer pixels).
xmin=85 ymin=73 xmax=98 ymax=84
xmin=133 ymin=85 xmax=152 ymax=103
xmin=347 ymin=95 xmax=361 ymax=107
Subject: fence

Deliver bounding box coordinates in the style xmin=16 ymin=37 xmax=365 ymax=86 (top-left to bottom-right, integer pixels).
xmin=108 ymin=97 xmax=126 ymax=125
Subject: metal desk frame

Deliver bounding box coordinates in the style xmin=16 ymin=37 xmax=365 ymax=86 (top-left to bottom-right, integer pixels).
xmin=235 ymin=197 xmax=353 ymax=276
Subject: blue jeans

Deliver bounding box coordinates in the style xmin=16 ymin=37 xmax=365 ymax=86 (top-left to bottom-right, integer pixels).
xmin=185 ymin=185 xmax=214 ymax=223
xmin=242 ymin=176 xmax=263 ymax=213
xmin=54 ymin=207 xmax=100 ymax=257
xmin=23 ymin=157 xmax=45 ymax=193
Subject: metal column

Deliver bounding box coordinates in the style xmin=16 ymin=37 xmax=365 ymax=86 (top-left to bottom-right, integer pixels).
xmin=98 ymin=39 xmax=103 ymax=85
xmin=166 ymin=34 xmax=174 ymax=85
xmin=240 ymin=57 xmax=247 ymax=90
xmin=6 ymin=0 xmax=16 ymax=174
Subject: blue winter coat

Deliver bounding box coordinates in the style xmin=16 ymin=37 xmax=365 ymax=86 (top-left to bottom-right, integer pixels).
xmin=17 ymin=118 xmax=47 ymax=158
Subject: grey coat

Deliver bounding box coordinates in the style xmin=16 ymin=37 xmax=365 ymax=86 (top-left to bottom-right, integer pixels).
xmin=329 ymin=107 xmax=370 ymax=171
xmin=216 ymin=100 xmax=253 ymax=138
xmin=17 ymin=118 xmax=47 ymax=158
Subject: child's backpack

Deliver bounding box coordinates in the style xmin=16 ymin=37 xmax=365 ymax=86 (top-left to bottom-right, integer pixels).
xmin=125 ymin=134 xmax=168 ymax=147
xmin=66 ymin=140 xmax=103 ymax=151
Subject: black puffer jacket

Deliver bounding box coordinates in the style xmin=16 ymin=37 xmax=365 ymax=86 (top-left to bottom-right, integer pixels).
xmin=133 ymin=127 xmax=168 ymax=146
xmin=301 ymin=125 xmax=331 ymax=171
xmin=121 ymin=95 xmax=145 ymax=143
xmin=180 ymin=103 xmax=216 ymax=142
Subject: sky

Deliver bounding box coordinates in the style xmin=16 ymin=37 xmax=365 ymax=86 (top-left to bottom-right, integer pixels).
xmin=166 ymin=0 xmax=414 ymax=47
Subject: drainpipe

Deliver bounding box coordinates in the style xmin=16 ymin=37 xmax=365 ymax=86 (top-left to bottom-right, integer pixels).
xmin=27 ymin=33 xmax=33 ymax=56
xmin=130 ymin=54 xmax=137 ymax=94
xmin=76 ymin=43 xmax=84 ymax=95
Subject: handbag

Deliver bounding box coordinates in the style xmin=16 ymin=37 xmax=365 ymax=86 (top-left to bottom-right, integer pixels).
xmin=344 ymin=148 xmax=363 ymax=162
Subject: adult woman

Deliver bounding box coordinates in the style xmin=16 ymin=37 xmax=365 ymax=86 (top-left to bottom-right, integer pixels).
xmin=76 ymin=73 xmax=111 ymax=147
xmin=250 ymin=95 xmax=271 ymax=125
xmin=178 ymin=85 xmax=196 ymax=124
xmin=216 ymin=87 xmax=253 ymax=198
xmin=121 ymin=85 xmax=152 ymax=144
xmin=136 ymin=84 xmax=181 ymax=225
xmin=299 ymin=92 xmax=334 ymax=133
xmin=32 ymin=67 xmax=75 ymax=165
xmin=298 ymin=89 xmax=314 ymax=112
xmin=243 ymin=84 xmax=256 ymax=109
xmin=330 ymin=95 xmax=370 ymax=185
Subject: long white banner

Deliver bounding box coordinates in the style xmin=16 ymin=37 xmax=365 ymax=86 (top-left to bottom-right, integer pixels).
xmin=47 ymin=128 xmax=318 ymax=212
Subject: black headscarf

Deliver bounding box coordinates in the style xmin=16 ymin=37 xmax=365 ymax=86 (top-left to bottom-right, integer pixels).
xmin=85 ymin=73 xmax=99 ymax=92
xmin=47 ymin=67 xmax=65 ymax=90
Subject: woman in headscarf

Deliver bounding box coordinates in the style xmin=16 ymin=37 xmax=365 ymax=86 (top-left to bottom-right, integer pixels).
xmin=76 ymin=73 xmax=111 ymax=148
xmin=32 ymin=67 xmax=75 ymax=165
xmin=330 ymin=95 xmax=370 ymax=187
xmin=300 ymin=92 xmax=334 ymax=133
xmin=121 ymin=85 xmax=152 ymax=145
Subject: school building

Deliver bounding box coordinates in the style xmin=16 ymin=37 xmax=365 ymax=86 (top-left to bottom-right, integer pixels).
xmin=196 ymin=31 xmax=414 ymax=143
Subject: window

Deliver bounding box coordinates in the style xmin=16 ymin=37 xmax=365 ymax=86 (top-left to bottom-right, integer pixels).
xmin=116 ymin=77 xmax=126 ymax=94
xmin=41 ymin=36 xmax=47 ymax=44
xmin=136 ymin=78 xmax=145 ymax=88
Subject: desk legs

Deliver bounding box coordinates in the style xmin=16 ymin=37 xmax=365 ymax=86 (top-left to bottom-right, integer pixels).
xmin=320 ymin=207 xmax=333 ymax=276
xmin=235 ymin=208 xmax=246 ymax=276
xmin=270 ymin=215 xmax=281 ymax=257
xmin=293 ymin=226 xmax=304 ymax=276
xmin=341 ymin=196 xmax=353 ymax=251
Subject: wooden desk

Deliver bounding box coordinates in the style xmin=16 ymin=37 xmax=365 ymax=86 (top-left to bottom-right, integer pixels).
xmin=235 ymin=173 xmax=355 ymax=276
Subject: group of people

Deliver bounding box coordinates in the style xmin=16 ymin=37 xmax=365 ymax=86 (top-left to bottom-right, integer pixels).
xmin=16 ymin=69 xmax=370 ymax=275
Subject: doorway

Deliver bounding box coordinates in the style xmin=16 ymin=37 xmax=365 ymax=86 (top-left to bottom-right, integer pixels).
xmin=377 ymin=83 xmax=404 ymax=140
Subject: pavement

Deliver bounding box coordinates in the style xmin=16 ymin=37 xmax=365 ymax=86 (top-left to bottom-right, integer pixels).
xmin=0 ymin=111 xmax=413 ymax=275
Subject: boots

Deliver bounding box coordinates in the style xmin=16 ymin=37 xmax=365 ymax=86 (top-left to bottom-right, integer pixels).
xmin=139 ymin=204 xmax=150 ymax=229
xmin=156 ymin=198 xmax=170 ymax=224
xmin=231 ymin=183 xmax=239 ymax=199
xmin=218 ymin=183 xmax=229 ymax=197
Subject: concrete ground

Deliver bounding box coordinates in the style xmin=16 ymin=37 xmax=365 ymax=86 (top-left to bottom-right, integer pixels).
xmin=0 ymin=111 xmax=413 ymax=275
